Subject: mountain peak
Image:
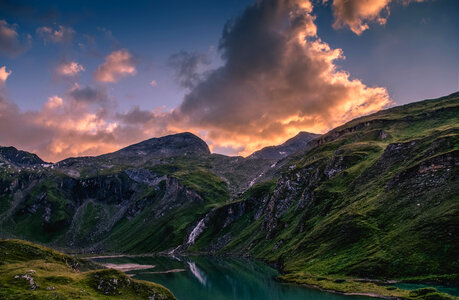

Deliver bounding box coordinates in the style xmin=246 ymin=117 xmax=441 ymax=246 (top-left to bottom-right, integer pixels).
xmin=248 ymin=131 xmax=320 ymax=160
xmin=0 ymin=146 xmax=46 ymax=167
xmin=105 ymin=132 xmax=210 ymax=159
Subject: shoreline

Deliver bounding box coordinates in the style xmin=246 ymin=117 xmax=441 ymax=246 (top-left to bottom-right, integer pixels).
xmin=277 ymin=279 xmax=403 ymax=300
xmin=86 ymin=251 xmax=457 ymax=300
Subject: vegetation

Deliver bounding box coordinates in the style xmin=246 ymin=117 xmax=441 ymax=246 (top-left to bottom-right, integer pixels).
xmin=187 ymin=93 xmax=459 ymax=298
xmin=0 ymin=239 xmax=176 ymax=299
xmin=1 ymin=93 xmax=458 ymax=299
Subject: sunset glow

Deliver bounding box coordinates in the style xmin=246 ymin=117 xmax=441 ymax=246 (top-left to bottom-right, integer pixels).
xmin=0 ymin=0 xmax=457 ymax=161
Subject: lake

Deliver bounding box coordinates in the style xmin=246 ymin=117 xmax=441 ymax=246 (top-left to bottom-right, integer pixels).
xmin=92 ymin=255 xmax=373 ymax=300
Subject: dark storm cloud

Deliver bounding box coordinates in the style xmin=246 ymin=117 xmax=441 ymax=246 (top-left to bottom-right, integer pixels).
xmin=167 ymin=50 xmax=211 ymax=89
xmin=117 ymin=106 xmax=157 ymax=124
xmin=0 ymin=19 xmax=30 ymax=56
xmin=174 ymin=0 xmax=390 ymax=154
xmin=0 ymin=0 xmax=60 ymax=23
xmin=0 ymin=0 xmax=395 ymax=161
xmin=68 ymin=85 xmax=108 ymax=105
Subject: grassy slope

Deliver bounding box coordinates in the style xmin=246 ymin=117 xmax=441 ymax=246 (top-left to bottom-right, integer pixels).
xmin=1 ymin=94 xmax=458 ymax=298
xmin=0 ymin=239 xmax=175 ymax=300
xmin=101 ymin=162 xmax=230 ymax=253
xmin=0 ymin=157 xmax=231 ymax=252
xmin=190 ymin=93 xmax=459 ymax=298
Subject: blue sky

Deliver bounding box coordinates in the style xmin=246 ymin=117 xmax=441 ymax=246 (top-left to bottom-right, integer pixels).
xmin=1 ymin=0 xmax=252 ymax=111
xmin=0 ymin=0 xmax=458 ymax=161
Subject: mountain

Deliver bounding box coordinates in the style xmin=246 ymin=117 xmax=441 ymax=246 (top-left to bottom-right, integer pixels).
xmin=248 ymin=131 xmax=320 ymax=160
xmin=0 ymin=93 xmax=458 ymax=299
xmin=181 ymin=92 xmax=459 ymax=293
xmin=110 ymin=132 xmax=211 ymax=158
xmin=0 ymin=146 xmax=46 ymax=168
xmin=55 ymin=132 xmax=210 ymax=171
xmin=0 ymin=130 xmax=317 ymax=252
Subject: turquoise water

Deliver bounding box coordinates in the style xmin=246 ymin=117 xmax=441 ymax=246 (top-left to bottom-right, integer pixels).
xmin=93 ymin=255 xmax=373 ymax=300
xmin=392 ymin=283 xmax=459 ymax=297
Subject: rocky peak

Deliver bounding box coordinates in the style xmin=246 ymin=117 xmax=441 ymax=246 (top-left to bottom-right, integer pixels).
xmin=248 ymin=131 xmax=320 ymax=160
xmin=55 ymin=132 xmax=211 ymax=169
xmin=108 ymin=132 xmax=210 ymax=159
xmin=0 ymin=146 xmax=46 ymax=167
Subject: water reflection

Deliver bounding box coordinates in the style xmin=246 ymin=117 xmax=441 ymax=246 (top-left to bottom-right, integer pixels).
xmin=93 ymin=255 xmax=372 ymax=300
xmin=187 ymin=261 xmax=207 ymax=286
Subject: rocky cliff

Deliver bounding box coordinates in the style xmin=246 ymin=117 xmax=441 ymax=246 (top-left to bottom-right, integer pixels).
xmin=0 ymin=130 xmax=316 ymax=252
xmin=184 ymin=92 xmax=459 ymax=282
xmin=0 ymin=93 xmax=458 ymax=286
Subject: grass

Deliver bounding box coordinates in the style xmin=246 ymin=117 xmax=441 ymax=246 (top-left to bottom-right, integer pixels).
xmin=186 ymin=93 xmax=459 ymax=299
xmin=1 ymin=155 xmax=231 ymax=252
xmin=1 ymin=93 xmax=458 ymax=299
xmin=0 ymin=239 xmax=176 ymax=299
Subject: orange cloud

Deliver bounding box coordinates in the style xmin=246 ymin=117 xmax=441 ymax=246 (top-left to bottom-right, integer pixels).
xmin=0 ymin=0 xmax=393 ymax=162
xmin=0 ymin=66 xmax=12 ymax=85
xmin=94 ymin=49 xmax=137 ymax=83
xmin=329 ymin=0 xmax=425 ymax=35
xmin=173 ymin=0 xmax=391 ymax=156
xmin=56 ymin=61 xmax=85 ymax=76
xmin=0 ymin=86 xmax=173 ymax=162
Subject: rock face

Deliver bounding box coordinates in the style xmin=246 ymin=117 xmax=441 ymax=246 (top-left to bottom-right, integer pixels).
xmin=0 ymin=93 xmax=458 ymax=282
xmin=103 ymin=132 xmax=211 ymax=160
xmin=0 ymin=146 xmax=46 ymax=167
xmin=184 ymin=92 xmax=459 ymax=279
xmin=0 ymin=131 xmax=317 ymax=252
xmin=248 ymin=131 xmax=319 ymax=160
xmin=0 ymin=167 xmax=207 ymax=251
xmin=56 ymin=132 xmax=211 ymax=170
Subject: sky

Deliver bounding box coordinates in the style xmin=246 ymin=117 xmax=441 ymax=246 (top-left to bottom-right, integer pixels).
xmin=0 ymin=0 xmax=458 ymax=162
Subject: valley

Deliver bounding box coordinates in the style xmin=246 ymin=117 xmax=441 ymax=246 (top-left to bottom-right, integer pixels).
xmin=0 ymin=92 xmax=458 ymax=299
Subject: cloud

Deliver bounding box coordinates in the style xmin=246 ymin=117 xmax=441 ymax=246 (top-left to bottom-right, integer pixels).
xmin=0 ymin=66 xmax=12 ymax=85
xmin=0 ymin=19 xmax=29 ymax=55
xmin=36 ymin=25 xmax=75 ymax=43
xmin=167 ymin=50 xmax=211 ymax=89
xmin=328 ymin=0 xmax=424 ymax=35
xmin=94 ymin=49 xmax=137 ymax=83
xmin=56 ymin=61 xmax=85 ymax=76
xmin=0 ymin=0 xmax=393 ymax=161
xmin=173 ymin=0 xmax=391 ymax=155
xmin=0 ymin=84 xmax=167 ymax=162
xmin=67 ymin=84 xmax=109 ymax=106
xmin=0 ymin=93 xmax=115 ymax=162
xmin=0 ymin=0 xmax=59 ymax=23
xmin=0 ymin=87 xmax=130 ymax=162
xmin=44 ymin=95 xmax=63 ymax=109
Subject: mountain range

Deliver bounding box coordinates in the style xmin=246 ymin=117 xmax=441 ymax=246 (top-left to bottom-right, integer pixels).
xmin=0 ymin=92 xmax=458 ymax=299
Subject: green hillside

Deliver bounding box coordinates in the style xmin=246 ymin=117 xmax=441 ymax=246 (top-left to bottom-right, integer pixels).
xmin=0 ymin=239 xmax=175 ymax=299
xmin=187 ymin=93 xmax=459 ymax=296
xmin=0 ymin=93 xmax=458 ymax=299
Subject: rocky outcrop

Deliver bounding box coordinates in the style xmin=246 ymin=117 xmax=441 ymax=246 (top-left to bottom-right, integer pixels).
xmin=248 ymin=132 xmax=319 ymax=160
xmin=184 ymin=93 xmax=459 ymax=280
xmin=0 ymin=146 xmax=46 ymax=168
xmin=102 ymin=132 xmax=211 ymax=161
